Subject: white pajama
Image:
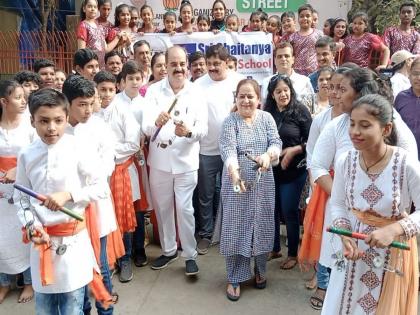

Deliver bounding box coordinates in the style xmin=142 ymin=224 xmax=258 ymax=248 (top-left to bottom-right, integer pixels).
xmin=150 ymin=168 xmax=198 ymax=260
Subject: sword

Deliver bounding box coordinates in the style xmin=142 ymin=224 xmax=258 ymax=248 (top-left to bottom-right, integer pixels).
xmin=151 ymin=98 xmax=178 ymax=142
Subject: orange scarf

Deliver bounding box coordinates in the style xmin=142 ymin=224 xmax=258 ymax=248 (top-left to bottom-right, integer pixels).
xmin=22 ymin=206 xmax=114 ymax=309
xmin=0 ymin=156 xmax=17 ymax=172
xmin=110 ymin=156 xmax=137 ymax=233
xmin=298 ymin=171 xmax=333 ymax=270
xmin=352 ymin=209 xmax=418 ymax=315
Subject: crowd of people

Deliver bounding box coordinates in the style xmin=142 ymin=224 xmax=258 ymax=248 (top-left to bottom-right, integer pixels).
xmin=0 ymin=0 xmax=420 ymax=314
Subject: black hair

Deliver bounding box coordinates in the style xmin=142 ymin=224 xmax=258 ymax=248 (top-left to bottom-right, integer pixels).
xmin=264 ymin=75 xmax=305 ymax=122
xmin=133 ymin=40 xmax=151 ymax=54
xmin=98 ymin=0 xmax=111 ymax=8
xmin=139 ymin=4 xmax=154 ymax=28
xmin=130 ymin=5 xmax=140 ymax=16
xmin=14 ymin=71 xmax=42 ymax=86
xmin=352 ymin=94 xmax=397 ymax=145
xmin=205 ymin=43 xmax=229 ymax=61
xmin=250 ymin=8 xmax=268 ymax=22
xmin=188 ymin=51 xmax=205 ymax=64
xmin=80 ymin=0 xmax=98 ymax=21
xmin=33 ymin=59 xmax=55 ymax=73
xmin=74 ymin=48 xmax=98 ymax=68
xmin=114 ymin=3 xmax=130 ymax=27
xmin=268 ymin=15 xmax=281 ymax=29
xmin=324 ymin=18 xmax=335 ymax=31
xmin=62 ymin=75 xmax=95 ymax=104
xmin=351 ymin=11 xmax=369 ymax=32
xmin=211 ymin=0 xmax=227 ymax=21
xmin=104 ymin=50 xmax=123 ymax=64
xmin=318 ymin=66 xmax=334 ymax=76
xmin=149 ymin=52 xmax=165 ymax=82
xmin=197 ymin=14 xmax=210 ymax=26
xmin=298 ymin=4 xmax=314 ymax=15
xmin=121 ymin=60 xmax=141 ymax=79
xmin=179 ymin=0 xmax=195 ymax=23
xmin=94 ymin=70 xmax=116 ymax=85
xmin=344 ymin=68 xmax=393 ymax=103
xmin=315 ymin=36 xmax=336 ymax=52
xmin=400 ymin=2 xmax=417 ymax=13
xmin=28 ymin=88 xmax=68 ymax=117
xmin=340 ymin=62 xmax=359 ymax=70
xmin=0 ymin=80 xmax=22 ymax=116
xmin=163 ymin=11 xmax=177 ymax=24
xmin=281 ymin=11 xmax=295 ymax=22
xmin=116 ymin=72 xmax=123 ymax=84
xmin=274 ymin=41 xmax=294 ymax=55
xmin=330 ymin=18 xmax=348 ymax=38
xmin=227 ymin=55 xmax=237 ymax=67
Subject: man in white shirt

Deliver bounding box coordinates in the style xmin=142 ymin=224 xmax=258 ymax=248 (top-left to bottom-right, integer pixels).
xmin=260 ymin=42 xmax=314 ymax=106
xmin=143 ymin=46 xmax=208 ymax=277
xmin=194 ymin=44 xmax=244 ymax=255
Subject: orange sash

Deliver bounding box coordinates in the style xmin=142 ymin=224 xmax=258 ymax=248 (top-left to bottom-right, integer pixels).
xmin=110 ymin=156 xmax=137 ymax=233
xmin=0 ymin=156 xmax=17 ymax=172
xmin=352 ymin=209 xmax=418 ymax=315
xmin=298 ymin=171 xmax=333 ymax=271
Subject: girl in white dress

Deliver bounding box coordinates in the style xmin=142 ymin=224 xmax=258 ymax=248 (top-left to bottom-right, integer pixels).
xmin=0 ymin=80 xmax=35 ymax=303
xmin=322 ymin=94 xmax=419 ymax=315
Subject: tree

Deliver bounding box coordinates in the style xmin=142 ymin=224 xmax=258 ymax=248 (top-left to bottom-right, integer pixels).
xmin=349 ymin=0 xmax=420 ymax=34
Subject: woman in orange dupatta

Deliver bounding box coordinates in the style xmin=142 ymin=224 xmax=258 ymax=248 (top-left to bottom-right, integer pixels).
xmin=322 ymin=95 xmax=419 ymax=315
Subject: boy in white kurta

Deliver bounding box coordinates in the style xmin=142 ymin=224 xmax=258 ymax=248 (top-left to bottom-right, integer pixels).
xmin=94 ymin=70 xmax=142 ymax=283
xmin=15 ymin=88 xmax=111 ymax=314
xmin=63 ymin=75 xmax=118 ymax=315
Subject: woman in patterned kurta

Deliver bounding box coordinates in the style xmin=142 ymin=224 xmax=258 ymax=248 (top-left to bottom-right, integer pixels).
xmin=322 ymin=94 xmax=419 ymax=315
xmin=219 ymin=79 xmax=282 ymax=301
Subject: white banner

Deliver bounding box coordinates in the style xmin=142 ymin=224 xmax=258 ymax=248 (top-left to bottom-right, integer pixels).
xmin=133 ymin=31 xmax=274 ymax=82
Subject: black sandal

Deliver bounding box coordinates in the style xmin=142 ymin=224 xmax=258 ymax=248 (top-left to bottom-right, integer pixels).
xmin=310 ymin=287 xmax=326 ymax=310
xmin=226 ymin=283 xmax=240 ymax=302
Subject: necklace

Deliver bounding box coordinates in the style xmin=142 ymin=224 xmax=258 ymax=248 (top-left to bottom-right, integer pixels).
xmin=361 ymin=145 xmax=388 ymax=173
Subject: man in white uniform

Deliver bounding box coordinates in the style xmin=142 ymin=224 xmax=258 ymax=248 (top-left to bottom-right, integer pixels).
xmin=143 ymin=46 xmax=208 ymax=276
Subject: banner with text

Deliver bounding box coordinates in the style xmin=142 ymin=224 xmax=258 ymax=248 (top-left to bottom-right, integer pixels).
xmin=133 ymin=31 xmax=274 ymax=82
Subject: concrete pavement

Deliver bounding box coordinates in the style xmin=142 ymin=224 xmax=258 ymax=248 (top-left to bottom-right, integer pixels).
xmin=1 ymin=243 xmax=419 ymax=315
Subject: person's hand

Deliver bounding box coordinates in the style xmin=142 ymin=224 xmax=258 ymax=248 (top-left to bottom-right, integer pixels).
xmin=280 ymin=147 xmax=299 ymax=170
xmin=41 ymin=192 xmax=72 ymax=211
xmin=138 ymin=31 xmax=145 ymax=36
xmin=230 ymin=169 xmax=246 ymax=193
xmin=174 ymin=121 xmax=190 ymax=137
xmin=212 ymin=29 xmax=220 ymax=34
xmin=169 ymin=31 xmax=176 ymax=36
xmin=365 ymin=224 xmax=402 ymax=249
xmin=31 ymin=226 xmax=50 ymax=245
xmin=255 ymin=153 xmax=271 ymax=171
xmin=375 ymin=65 xmax=387 ymax=72
xmin=341 ymin=236 xmax=364 ymax=261
xmin=0 ymin=167 xmax=16 ymax=183
xmin=155 ymin=112 xmax=171 ymax=128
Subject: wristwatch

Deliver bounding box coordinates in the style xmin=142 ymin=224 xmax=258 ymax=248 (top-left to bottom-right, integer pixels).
xmin=186 ymin=131 xmax=192 ymax=138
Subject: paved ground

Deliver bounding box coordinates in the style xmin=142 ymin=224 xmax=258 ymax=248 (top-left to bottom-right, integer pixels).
xmin=1 ymin=242 xmax=419 ymax=315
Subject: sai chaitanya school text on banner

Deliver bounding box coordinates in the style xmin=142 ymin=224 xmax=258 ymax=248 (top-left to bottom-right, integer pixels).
xmin=133 ymin=31 xmax=274 ymax=82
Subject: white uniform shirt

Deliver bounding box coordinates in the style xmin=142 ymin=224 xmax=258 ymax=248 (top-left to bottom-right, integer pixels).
xmin=15 ymin=134 xmax=106 ymax=293
xmin=113 ymin=91 xmax=145 ymax=126
xmin=260 ymin=70 xmax=314 ymax=106
xmin=194 ymin=71 xmax=244 ymax=156
xmin=142 ymin=78 xmax=208 ymax=174
xmin=96 ymin=101 xmax=141 ymax=201
xmin=65 ymin=116 xmax=117 ymax=237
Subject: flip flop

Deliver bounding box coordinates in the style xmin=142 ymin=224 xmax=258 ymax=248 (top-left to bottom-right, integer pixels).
xmin=280 ymin=257 xmax=298 ymax=270
xmin=226 ymin=283 xmax=240 ymax=302
xmin=310 ymin=287 xmax=326 ymax=310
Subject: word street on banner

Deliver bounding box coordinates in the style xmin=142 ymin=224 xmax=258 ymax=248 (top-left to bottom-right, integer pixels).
xmin=133 ymin=31 xmax=273 ymax=82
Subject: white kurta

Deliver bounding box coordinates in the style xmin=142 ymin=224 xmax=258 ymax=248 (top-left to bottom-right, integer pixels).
xmin=15 ymin=134 xmax=108 ymax=293
xmin=66 ymin=116 xmax=117 ymax=238
xmin=0 ymin=119 xmax=35 ymax=274
xmin=96 ymin=101 xmax=141 ymax=201
xmin=322 ymin=148 xmax=420 ymax=315
xmin=142 ymin=78 xmax=208 ymax=174
xmin=311 ymin=112 xmax=418 ymax=268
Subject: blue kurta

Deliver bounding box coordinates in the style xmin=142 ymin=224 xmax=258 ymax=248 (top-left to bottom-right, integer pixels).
xmin=219 ymin=110 xmax=282 ymax=257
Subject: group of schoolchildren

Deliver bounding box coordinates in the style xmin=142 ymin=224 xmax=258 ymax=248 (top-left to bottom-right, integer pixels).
xmin=0 ymin=0 xmax=420 ymax=314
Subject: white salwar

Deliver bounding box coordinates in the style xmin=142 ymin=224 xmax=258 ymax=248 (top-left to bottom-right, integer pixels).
xmin=311 ymin=112 xmax=418 ymax=269
xmin=322 ymin=148 xmax=420 ymax=315
xmin=0 ymin=120 xmax=35 ymax=274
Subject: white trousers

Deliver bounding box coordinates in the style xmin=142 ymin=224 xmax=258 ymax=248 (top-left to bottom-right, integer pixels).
xmin=149 ymin=168 xmax=198 ymax=260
